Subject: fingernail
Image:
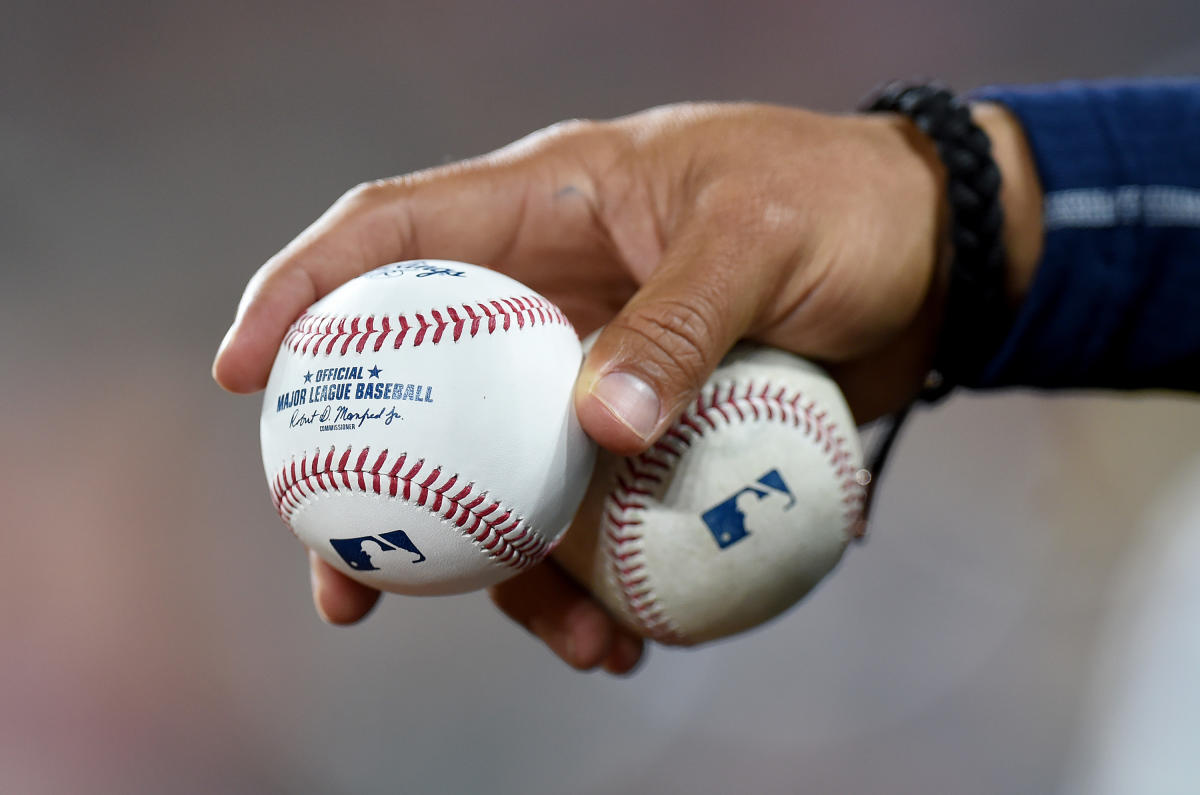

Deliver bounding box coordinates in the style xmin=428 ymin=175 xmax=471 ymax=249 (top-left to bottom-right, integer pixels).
xmin=589 ymin=372 xmax=660 ymax=440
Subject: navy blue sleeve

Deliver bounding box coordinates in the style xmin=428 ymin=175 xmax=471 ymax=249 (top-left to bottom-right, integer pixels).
xmin=970 ymin=78 xmax=1200 ymax=392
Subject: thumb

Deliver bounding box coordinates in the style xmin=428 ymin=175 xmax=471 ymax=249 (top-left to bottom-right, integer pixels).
xmin=575 ymin=225 xmax=768 ymax=456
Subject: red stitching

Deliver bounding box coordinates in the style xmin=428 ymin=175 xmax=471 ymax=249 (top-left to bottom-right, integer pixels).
xmin=271 ymin=446 xmax=551 ymax=571
xmin=603 ymin=379 xmax=865 ymax=646
xmin=282 ymin=294 xmax=573 ymax=355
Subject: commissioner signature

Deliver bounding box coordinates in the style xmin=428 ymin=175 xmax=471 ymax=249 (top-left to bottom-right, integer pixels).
xmin=290 ymin=404 xmax=404 ymax=430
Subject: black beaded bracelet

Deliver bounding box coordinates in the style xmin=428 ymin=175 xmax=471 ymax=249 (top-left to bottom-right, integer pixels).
xmin=854 ymin=82 xmax=1010 ymax=521
xmin=860 ymin=81 xmax=1009 ymax=400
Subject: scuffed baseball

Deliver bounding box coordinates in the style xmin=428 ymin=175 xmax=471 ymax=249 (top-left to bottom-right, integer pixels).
xmin=554 ymin=343 xmax=867 ymax=645
xmin=260 ymin=260 xmax=596 ymax=595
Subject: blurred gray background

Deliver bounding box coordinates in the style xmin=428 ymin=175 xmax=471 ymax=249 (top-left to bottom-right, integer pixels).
xmin=3 ymin=2 xmax=1199 ymax=793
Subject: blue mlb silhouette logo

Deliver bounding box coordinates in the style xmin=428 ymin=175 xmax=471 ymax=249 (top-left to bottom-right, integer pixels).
xmin=329 ymin=530 xmax=426 ymax=570
xmin=700 ymin=469 xmax=796 ymax=549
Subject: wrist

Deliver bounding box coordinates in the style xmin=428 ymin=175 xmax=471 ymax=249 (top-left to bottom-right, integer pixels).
xmin=971 ymin=102 xmax=1044 ymax=309
xmin=860 ymin=85 xmax=1044 ymax=397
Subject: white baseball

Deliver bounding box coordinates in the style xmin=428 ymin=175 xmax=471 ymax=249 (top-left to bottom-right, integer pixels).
xmin=260 ymin=260 xmax=595 ymax=595
xmin=554 ymin=343 xmax=868 ymax=645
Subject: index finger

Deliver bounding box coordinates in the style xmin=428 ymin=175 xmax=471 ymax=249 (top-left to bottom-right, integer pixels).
xmin=212 ymin=125 xmax=596 ymax=394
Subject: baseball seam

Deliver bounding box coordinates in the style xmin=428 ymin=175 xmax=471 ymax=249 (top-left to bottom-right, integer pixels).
xmin=271 ymin=446 xmax=550 ymax=571
xmin=283 ymin=294 xmax=572 ymax=356
xmin=604 ymin=380 xmax=867 ymax=645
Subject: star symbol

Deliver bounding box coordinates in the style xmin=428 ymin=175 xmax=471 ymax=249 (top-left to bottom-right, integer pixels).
xmin=368 ymin=365 xmax=382 ymax=378
xmin=303 ymin=371 xmax=313 ymax=383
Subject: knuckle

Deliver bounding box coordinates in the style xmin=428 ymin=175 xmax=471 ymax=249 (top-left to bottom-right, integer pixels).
xmin=534 ymin=117 xmax=601 ymax=144
xmin=338 ymin=178 xmax=412 ymax=213
xmin=337 ymin=179 xmax=396 ymax=211
xmin=497 ymin=118 xmax=606 ymax=161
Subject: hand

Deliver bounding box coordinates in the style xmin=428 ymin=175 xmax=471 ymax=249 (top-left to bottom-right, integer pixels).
xmin=214 ymin=101 xmax=1042 ymax=674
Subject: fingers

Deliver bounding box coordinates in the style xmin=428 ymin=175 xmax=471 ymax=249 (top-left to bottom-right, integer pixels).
xmin=214 ymin=181 xmax=422 ymax=394
xmin=575 ymin=211 xmax=776 ymax=456
xmin=489 ymin=563 xmax=645 ymax=674
xmin=214 ymin=175 xmax=522 ymax=394
xmin=309 ymin=551 xmax=381 ymax=624
xmin=311 ymin=551 xmax=646 ymax=674
xmin=213 ymin=122 xmax=605 ymax=395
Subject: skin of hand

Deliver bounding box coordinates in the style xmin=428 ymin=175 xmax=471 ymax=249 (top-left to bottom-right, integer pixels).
xmin=213 ymin=100 xmax=1043 ymax=676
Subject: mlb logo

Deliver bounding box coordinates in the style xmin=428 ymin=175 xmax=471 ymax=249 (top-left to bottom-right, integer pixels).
xmin=329 ymin=530 xmax=426 ymax=570
xmin=700 ymin=469 xmax=796 ymax=550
